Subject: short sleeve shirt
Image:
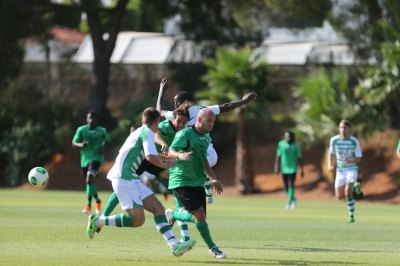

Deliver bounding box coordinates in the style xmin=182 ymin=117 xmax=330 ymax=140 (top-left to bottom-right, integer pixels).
xmin=168 ymin=127 xmax=211 ymax=189
xmin=329 ymin=135 xmax=362 ymax=172
xmin=107 ymin=125 xmax=157 ymax=181
xmin=72 ymin=125 xmax=110 ymax=167
xmin=276 ymin=140 xmax=302 ymax=174
xmin=157 ymin=120 xmax=179 ymax=152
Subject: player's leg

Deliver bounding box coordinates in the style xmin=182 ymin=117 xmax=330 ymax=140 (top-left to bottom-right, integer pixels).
xmin=287 ymin=173 xmax=296 ymax=209
xmin=335 ymin=171 xmax=351 ymax=222
xmin=87 ymin=161 xmax=102 ymax=214
xmin=87 ymin=179 xmax=143 ymax=239
xmin=282 ymin=174 xmax=290 ymax=209
xmin=344 ymin=171 xmax=358 ymax=223
xmin=166 ymin=192 xmax=191 ymax=241
xmin=142 ymin=187 xmax=195 ymax=256
xmin=82 ymin=167 xmax=92 ymax=213
xmin=176 ymin=186 xmax=226 ymax=259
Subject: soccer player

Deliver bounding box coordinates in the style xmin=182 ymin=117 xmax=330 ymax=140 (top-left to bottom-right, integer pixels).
xmin=328 ymin=119 xmax=362 ymax=223
xmin=396 ymin=139 xmax=400 ymax=159
xmin=166 ymin=108 xmax=226 ymax=259
xmin=72 ymin=111 xmax=109 ymax=214
xmin=86 ymin=107 xmax=196 ymax=257
xmin=274 ymin=131 xmax=304 ymax=210
xmin=156 ymin=77 xmax=257 ymax=200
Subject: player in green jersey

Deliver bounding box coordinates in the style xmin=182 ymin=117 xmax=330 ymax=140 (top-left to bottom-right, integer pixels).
xmin=328 ymin=119 xmax=362 ymax=223
xmin=274 ymin=131 xmax=304 ymax=210
xmin=86 ymin=107 xmax=196 ymax=257
xmin=166 ymin=108 xmax=226 ymax=259
xmin=72 ymin=111 xmax=110 ymax=214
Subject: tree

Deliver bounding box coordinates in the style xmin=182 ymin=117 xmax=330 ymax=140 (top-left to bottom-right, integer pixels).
xmin=199 ymin=47 xmax=280 ymax=194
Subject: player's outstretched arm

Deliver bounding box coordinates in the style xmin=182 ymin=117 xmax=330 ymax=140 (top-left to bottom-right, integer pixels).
xmin=156 ymin=77 xmax=168 ymax=115
xmin=219 ymin=92 xmax=257 ymax=113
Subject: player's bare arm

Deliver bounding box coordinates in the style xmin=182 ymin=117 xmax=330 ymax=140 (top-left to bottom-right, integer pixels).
xmin=72 ymin=141 xmax=88 ymax=148
xmin=218 ymin=92 xmax=257 ymax=113
xmin=168 ymin=149 xmax=193 ymax=161
xmin=156 ymin=77 xmax=168 ymax=114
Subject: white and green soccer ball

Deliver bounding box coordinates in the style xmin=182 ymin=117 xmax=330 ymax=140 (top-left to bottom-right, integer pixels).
xmin=28 ymin=167 xmax=49 ymax=186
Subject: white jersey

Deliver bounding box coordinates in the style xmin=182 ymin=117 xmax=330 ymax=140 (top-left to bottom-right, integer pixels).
xmin=329 ymin=135 xmax=362 ymax=172
xmin=107 ymin=125 xmax=157 ymax=181
xmin=165 ymin=105 xmax=220 ymax=126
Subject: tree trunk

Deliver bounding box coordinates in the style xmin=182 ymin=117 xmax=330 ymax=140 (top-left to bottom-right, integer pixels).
xmin=89 ymin=56 xmax=110 ymax=116
xmin=235 ymin=110 xmax=255 ymax=194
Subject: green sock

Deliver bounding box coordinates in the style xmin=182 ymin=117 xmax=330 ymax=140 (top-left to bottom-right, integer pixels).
xmin=85 ymin=184 xmax=92 ymax=206
xmin=172 ymin=210 xmax=195 ymax=223
xmin=195 ymin=220 xmax=215 ymax=249
xmin=154 ymin=215 xmax=176 ymax=242
xmin=102 ymin=213 xmax=133 ymax=227
xmin=102 ymin=192 xmax=119 ymax=216
xmin=287 ymin=187 xmax=294 ymax=205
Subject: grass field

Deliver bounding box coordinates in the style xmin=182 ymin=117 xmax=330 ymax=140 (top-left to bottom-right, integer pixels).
xmin=1 ymin=189 xmax=400 ymax=266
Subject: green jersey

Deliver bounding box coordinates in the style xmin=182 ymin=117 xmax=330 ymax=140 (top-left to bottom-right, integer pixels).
xmin=168 ymin=127 xmax=211 ymax=189
xmin=157 ymin=120 xmax=179 ymax=152
xmin=329 ymin=135 xmax=362 ymax=172
xmin=73 ymin=125 xmax=109 ymax=167
xmin=276 ymin=140 xmax=302 ymax=174
xmin=397 ymin=140 xmax=400 ymax=152
xmin=107 ymin=125 xmax=158 ymax=181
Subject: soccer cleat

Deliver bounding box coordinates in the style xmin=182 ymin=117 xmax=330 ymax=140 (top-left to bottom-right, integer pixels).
xmin=165 ymin=208 xmax=175 ymax=226
xmin=87 ymin=214 xmax=99 ymax=239
xmin=82 ymin=205 xmax=91 ymax=214
xmin=95 ymin=200 xmax=101 ymax=215
xmin=347 ymin=215 xmax=355 ymax=223
xmin=173 ymin=239 xmax=196 ymax=257
xmin=209 ymin=245 xmax=226 ymax=259
xmin=290 ymin=199 xmax=297 ymax=210
xmin=206 ymin=196 xmax=213 ymax=204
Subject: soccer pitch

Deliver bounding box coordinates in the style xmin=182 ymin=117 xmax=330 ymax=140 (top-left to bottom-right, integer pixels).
xmin=1 ymin=189 xmax=400 ymax=266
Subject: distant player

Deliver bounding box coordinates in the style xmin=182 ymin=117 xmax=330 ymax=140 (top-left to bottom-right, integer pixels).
xmin=86 ymin=107 xmax=196 ymax=257
xmin=274 ymin=131 xmax=304 ymax=210
xmin=328 ymin=119 xmax=362 ymax=223
xmin=72 ymin=111 xmax=109 ymax=214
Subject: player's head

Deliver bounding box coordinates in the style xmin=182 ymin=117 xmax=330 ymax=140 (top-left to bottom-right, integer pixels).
xmin=142 ymin=107 xmax=160 ymax=127
xmin=174 ymin=91 xmax=193 ymax=109
xmin=195 ymin=108 xmax=216 ymax=134
xmin=172 ymin=102 xmax=191 ymax=131
xmin=339 ymin=119 xmax=351 ymax=138
xmin=86 ymin=111 xmax=97 ymax=128
xmin=284 ymin=131 xmax=295 ymax=144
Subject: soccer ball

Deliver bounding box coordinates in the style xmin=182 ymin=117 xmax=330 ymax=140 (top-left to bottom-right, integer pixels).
xmin=28 ymin=167 xmax=49 ymax=186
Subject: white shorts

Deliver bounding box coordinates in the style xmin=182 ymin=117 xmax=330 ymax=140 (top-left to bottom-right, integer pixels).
xmin=111 ymin=179 xmax=153 ymax=210
xmin=335 ymin=170 xmax=358 ymax=188
xmin=207 ymin=144 xmax=218 ymax=167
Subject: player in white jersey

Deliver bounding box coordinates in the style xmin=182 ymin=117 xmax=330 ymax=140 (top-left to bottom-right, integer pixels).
xmin=328 ymin=119 xmax=362 ymax=223
xmin=156 ymin=77 xmax=257 ymax=168
xmin=86 ymin=107 xmax=196 ymax=257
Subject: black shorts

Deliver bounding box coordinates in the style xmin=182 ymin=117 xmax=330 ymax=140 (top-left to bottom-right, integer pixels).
xmin=136 ymin=159 xmax=164 ymax=176
xmin=82 ymin=161 xmax=101 ymax=178
xmin=173 ymin=186 xmax=206 ymax=213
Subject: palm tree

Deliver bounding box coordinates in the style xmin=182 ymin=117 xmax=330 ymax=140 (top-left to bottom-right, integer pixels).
xmin=198 ymin=47 xmax=280 ymax=194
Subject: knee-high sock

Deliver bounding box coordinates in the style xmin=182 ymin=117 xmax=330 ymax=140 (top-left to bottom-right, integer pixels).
xmin=102 ymin=192 xmax=119 ymax=216
xmin=195 ymin=220 xmax=215 ymax=249
xmin=86 ymin=184 xmax=92 ymax=206
xmin=347 ymin=198 xmax=355 ymax=217
xmin=96 ymin=213 xmax=133 ymax=227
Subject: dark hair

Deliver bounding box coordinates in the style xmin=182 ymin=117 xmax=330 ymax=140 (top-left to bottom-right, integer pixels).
xmin=175 ymin=91 xmax=193 ymax=104
xmin=87 ymin=111 xmax=97 ymax=118
xmin=142 ymin=107 xmax=160 ymax=125
xmin=339 ymin=119 xmax=351 ymax=127
xmin=173 ymin=100 xmax=192 ymax=119
xmin=285 ymin=131 xmax=295 ymax=143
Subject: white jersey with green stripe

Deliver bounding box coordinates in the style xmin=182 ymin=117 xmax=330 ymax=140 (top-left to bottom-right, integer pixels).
xmin=165 ymin=105 xmax=220 ymax=126
xmin=107 ymin=125 xmax=158 ymax=181
xmin=329 ymin=135 xmax=362 ymax=172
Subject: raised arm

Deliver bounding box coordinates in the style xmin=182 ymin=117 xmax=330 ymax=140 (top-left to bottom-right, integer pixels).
xmin=156 ymin=77 xmax=168 ymax=114
xmin=218 ymin=92 xmax=257 ymax=113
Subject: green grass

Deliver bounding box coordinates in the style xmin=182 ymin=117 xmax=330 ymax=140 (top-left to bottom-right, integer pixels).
xmin=1 ymin=189 xmax=400 ymax=265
